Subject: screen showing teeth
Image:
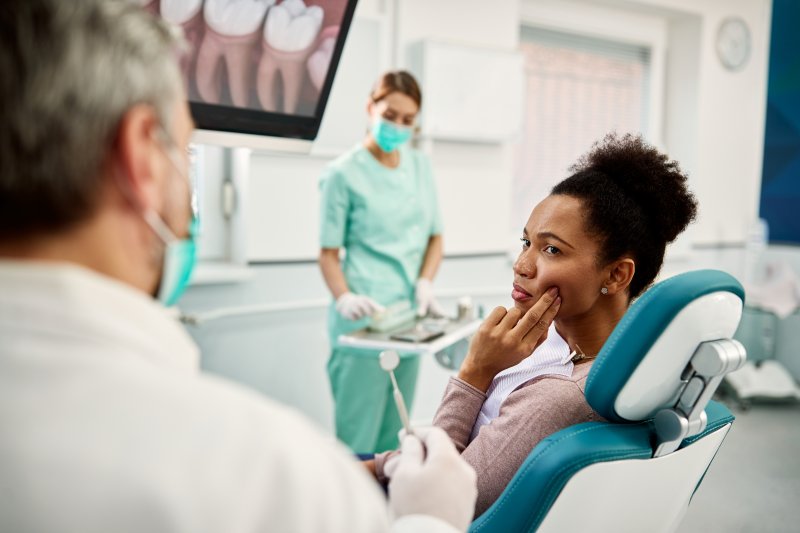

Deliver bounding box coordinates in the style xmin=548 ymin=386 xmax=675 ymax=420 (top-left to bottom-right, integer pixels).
xmin=153 ymin=0 xmax=349 ymax=116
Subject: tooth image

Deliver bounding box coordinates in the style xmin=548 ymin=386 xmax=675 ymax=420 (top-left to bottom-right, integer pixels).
xmin=136 ymin=0 xmax=160 ymax=15
xmin=161 ymin=0 xmax=205 ymax=94
xmin=305 ymin=0 xmax=348 ymax=31
xmin=257 ymin=0 xmax=323 ymax=113
xmin=161 ymin=0 xmax=203 ymax=23
xmin=195 ymin=0 xmax=274 ymax=106
xmin=307 ymin=26 xmax=338 ymax=91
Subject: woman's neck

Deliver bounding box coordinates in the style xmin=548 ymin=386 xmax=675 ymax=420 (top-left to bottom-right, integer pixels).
xmin=555 ymin=297 xmax=629 ymax=358
xmin=363 ymin=137 xmax=400 ymax=168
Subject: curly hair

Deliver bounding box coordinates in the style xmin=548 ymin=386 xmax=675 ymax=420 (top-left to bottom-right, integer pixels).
xmin=551 ymin=133 xmax=698 ymax=298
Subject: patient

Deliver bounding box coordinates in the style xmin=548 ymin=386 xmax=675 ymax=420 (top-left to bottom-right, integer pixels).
xmin=368 ymin=133 xmax=699 ymax=516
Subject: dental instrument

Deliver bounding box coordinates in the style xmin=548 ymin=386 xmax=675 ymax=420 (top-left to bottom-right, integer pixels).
xmin=379 ymin=350 xmax=414 ymax=436
xmin=369 ymin=301 xmax=417 ymax=332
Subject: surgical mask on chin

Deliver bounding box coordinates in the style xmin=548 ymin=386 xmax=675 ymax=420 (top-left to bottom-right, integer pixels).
xmin=371 ymin=117 xmax=413 ymax=153
xmin=144 ymin=210 xmax=197 ymax=307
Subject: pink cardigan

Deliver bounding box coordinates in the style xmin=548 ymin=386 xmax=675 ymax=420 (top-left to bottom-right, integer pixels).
xmin=375 ymin=361 xmax=603 ymax=517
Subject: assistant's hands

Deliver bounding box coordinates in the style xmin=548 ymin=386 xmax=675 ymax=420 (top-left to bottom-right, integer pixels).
xmin=388 ymin=427 xmax=477 ymax=532
xmin=335 ymin=292 xmax=385 ymax=320
xmin=458 ymin=287 xmax=561 ymax=392
xmin=415 ymin=278 xmax=444 ymax=318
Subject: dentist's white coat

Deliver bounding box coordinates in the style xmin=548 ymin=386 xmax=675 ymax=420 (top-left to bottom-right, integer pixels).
xmin=0 ymin=261 xmax=456 ymax=533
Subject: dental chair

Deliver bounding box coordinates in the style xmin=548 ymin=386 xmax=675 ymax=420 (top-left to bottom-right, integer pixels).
xmin=469 ymin=269 xmax=746 ymax=533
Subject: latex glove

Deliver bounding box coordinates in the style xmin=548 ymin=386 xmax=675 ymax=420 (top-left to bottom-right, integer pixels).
xmin=335 ymin=292 xmax=385 ymax=321
xmin=384 ymin=425 xmax=435 ymax=479
xmin=415 ymin=278 xmax=444 ymax=318
xmin=388 ymin=427 xmax=478 ymax=532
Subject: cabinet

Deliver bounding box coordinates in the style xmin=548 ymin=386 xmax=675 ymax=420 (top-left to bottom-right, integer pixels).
xmin=408 ymin=41 xmax=524 ymax=143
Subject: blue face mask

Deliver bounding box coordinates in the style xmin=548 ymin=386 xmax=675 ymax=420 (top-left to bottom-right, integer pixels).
xmin=371 ymin=117 xmax=413 ymax=153
xmin=144 ymin=210 xmax=197 ymax=308
xmin=144 ymin=130 xmax=197 ymax=307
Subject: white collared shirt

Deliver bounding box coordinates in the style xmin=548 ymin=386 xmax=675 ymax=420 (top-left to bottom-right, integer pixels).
xmin=470 ymin=323 xmax=574 ymax=440
xmin=0 ymin=260 xmax=455 ymax=533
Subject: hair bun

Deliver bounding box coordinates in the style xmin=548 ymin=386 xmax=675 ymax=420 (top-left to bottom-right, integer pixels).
xmin=569 ymin=133 xmax=697 ymax=243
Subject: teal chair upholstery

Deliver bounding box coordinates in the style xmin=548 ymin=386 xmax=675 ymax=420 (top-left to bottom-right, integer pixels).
xmin=470 ymin=270 xmax=746 ymax=533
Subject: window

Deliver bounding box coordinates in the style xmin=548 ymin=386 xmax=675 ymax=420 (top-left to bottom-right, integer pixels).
xmin=513 ymin=27 xmax=650 ymax=229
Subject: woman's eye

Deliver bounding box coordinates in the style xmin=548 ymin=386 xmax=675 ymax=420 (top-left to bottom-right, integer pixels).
xmin=543 ymin=245 xmax=561 ymax=255
xmin=520 ymin=237 xmax=531 ymax=249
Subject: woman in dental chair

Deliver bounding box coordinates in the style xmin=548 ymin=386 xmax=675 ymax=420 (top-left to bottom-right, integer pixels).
xmin=368 ymin=133 xmax=699 ymax=517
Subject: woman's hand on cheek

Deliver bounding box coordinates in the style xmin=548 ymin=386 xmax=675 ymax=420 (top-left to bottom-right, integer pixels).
xmin=458 ymin=287 xmax=561 ymax=392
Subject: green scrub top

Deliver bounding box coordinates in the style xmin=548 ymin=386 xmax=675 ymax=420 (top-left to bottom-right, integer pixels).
xmin=320 ymin=143 xmax=443 ymax=343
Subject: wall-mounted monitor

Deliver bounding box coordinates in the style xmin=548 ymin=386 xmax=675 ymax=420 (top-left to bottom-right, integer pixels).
xmin=140 ymin=0 xmax=357 ymax=151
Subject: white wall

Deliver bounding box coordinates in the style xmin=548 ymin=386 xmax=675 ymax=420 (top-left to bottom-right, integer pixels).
xmin=182 ymin=0 xmax=779 ymax=431
xmin=395 ymin=0 xmax=519 ymax=54
xmin=652 ymin=0 xmax=772 ymax=246
xmin=394 ymin=0 xmax=521 ymax=256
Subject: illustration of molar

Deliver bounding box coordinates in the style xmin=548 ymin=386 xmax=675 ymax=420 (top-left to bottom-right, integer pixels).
xmin=307 ymin=26 xmax=338 ymax=92
xmin=195 ymin=0 xmax=275 ymax=106
xmin=160 ymin=0 xmax=205 ymax=92
xmin=257 ymin=0 xmax=323 ymax=113
xmin=136 ymin=0 xmax=160 ymax=15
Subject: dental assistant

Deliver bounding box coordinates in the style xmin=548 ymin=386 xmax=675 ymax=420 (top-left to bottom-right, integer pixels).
xmin=0 ymin=3 xmax=477 ymax=532
xmin=319 ymin=71 xmax=444 ymax=453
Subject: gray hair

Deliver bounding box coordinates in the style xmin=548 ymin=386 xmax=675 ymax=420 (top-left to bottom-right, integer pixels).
xmin=0 ymin=0 xmax=185 ymax=238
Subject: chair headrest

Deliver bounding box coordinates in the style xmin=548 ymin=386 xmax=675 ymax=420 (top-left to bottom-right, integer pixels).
xmin=585 ymin=269 xmax=744 ymax=423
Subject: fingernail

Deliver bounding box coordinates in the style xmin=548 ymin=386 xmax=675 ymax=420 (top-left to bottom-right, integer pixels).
xmin=555 ymin=296 xmax=562 ymax=305
xmin=547 ymin=287 xmax=558 ymax=297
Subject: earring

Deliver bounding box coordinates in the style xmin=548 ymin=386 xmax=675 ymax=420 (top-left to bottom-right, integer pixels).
xmin=600 ymin=287 xmax=609 ymax=295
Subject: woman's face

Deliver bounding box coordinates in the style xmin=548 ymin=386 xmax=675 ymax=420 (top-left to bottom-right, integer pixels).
xmin=512 ymin=194 xmax=608 ymax=319
xmin=368 ymin=91 xmax=419 ymax=126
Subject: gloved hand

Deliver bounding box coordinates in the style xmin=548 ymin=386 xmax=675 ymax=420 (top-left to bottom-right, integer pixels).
xmin=335 ymin=292 xmax=385 ymax=321
xmin=388 ymin=427 xmax=478 ymax=532
xmin=383 ymin=425 xmax=435 ymax=479
xmin=415 ymin=278 xmax=444 ymax=318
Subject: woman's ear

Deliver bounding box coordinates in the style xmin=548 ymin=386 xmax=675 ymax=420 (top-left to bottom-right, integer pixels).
xmin=605 ymin=258 xmax=635 ymax=295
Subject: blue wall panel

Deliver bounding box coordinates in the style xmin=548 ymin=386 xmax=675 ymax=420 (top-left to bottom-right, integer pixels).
xmin=760 ymin=0 xmax=800 ymax=243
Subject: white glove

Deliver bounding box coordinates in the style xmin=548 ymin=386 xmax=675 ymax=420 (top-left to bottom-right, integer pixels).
xmin=384 ymin=426 xmax=432 ymax=479
xmin=415 ymin=278 xmax=444 ymax=318
xmin=388 ymin=427 xmax=478 ymax=532
xmin=335 ymin=292 xmax=385 ymax=321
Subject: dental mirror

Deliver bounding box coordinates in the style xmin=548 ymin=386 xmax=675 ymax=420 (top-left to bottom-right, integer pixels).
xmin=379 ymin=349 xmax=400 ymax=372
xmin=379 ymin=350 xmax=413 ymax=436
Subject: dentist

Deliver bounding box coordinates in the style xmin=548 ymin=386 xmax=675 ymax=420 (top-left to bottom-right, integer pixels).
xmin=0 ymin=2 xmax=476 ymax=532
xmin=319 ymin=71 xmax=444 ymax=454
